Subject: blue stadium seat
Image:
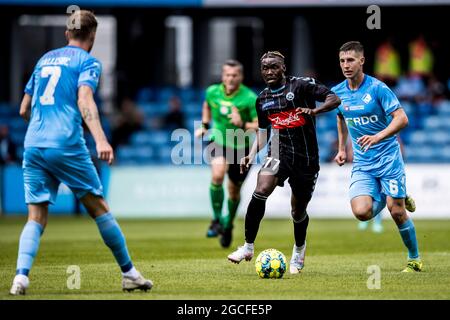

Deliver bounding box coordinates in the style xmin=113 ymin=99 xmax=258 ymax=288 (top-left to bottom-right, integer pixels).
xmin=184 ymin=102 xmax=202 ymax=117
xmin=8 ymin=117 xmax=27 ymax=131
xmin=10 ymin=131 xmax=25 ymax=145
xmin=435 ymin=100 xmax=450 ymax=115
xmin=428 ymin=130 xmax=450 ymax=145
xmin=116 ymin=145 xmax=155 ymax=165
xmin=316 ymin=114 xmax=336 ymax=131
xmin=136 ymin=87 xmax=157 ymax=103
xmin=408 ymin=131 xmax=427 ymax=145
xmin=157 ymin=145 xmax=174 ymax=164
xmin=156 ymin=87 xmax=177 ymax=103
xmin=404 ymin=145 xmax=441 ymax=163
xmin=130 ymin=131 xmax=153 ymax=145
xmin=138 ymin=102 xmax=168 ymax=117
xmin=423 ymin=116 xmax=444 ymax=130
xmin=179 ymin=87 xmax=199 ymax=103
xmin=440 ymin=146 xmax=450 ymax=162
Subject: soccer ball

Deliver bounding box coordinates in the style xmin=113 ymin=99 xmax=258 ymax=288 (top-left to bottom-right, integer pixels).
xmin=255 ymin=249 xmax=287 ymax=279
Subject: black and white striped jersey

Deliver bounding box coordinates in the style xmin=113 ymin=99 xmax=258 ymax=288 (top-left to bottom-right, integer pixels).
xmin=256 ymin=76 xmax=333 ymax=166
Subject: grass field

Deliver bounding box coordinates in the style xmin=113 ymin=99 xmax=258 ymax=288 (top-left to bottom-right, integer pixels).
xmin=1 ymin=216 xmax=449 ymax=300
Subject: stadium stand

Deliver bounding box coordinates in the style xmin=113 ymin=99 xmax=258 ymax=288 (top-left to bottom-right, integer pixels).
xmin=1 ymin=89 xmax=450 ymax=165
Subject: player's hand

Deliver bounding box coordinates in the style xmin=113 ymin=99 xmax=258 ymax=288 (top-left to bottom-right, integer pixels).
xmin=228 ymin=106 xmax=244 ymax=128
xmin=195 ymin=127 xmax=207 ymax=138
xmin=97 ymin=140 xmax=114 ymax=165
xmin=357 ymin=134 xmax=382 ymax=152
xmin=295 ymin=107 xmax=315 ymax=116
xmin=240 ymin=155 xmax=253 ymax=174
xmin=334 ymin=150 xmax=347 ymax=166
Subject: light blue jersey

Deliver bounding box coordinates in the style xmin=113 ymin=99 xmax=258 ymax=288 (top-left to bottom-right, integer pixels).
xmin=22 ymin=45 xmax=103 ymax=204
xmin=332 ymin=74 xmax=402 ymax=170
xmin=24 ymin=45 xmax=101 ymax=149
xmin=332 ymin=74 xmax=406 ymax=199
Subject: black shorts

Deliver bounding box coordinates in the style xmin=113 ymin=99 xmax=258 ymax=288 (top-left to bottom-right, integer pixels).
xmin=208 ymin=141 xmax=251 ymax=184
xmin=260 ymin=154 xmax=319 ymax=202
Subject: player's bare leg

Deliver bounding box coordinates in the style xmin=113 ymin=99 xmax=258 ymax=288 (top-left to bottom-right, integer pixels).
xmin=351 ymin=195 xmax=374 ymax=221
xmin=228 ymin=172 xmax=278 ymax=263
xmin=207 ymin=157 xmax=227 ymax=237
xmin=10 ymin=203 xmax=48 ymax=295
xmin=81 ymin=193 xmax=153 ymax=291
xmin=387 ymin=197 xmax=422 ymax=272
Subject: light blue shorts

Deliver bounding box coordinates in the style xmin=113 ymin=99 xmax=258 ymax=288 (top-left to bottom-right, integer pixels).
xmin=349 ymin=159 xmax=406 ymax=201
xmin=23 ymin=147 xmax=103 ymax=204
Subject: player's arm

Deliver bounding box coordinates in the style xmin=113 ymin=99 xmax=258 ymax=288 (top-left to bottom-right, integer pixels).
xmin=310 ymin=93 xmax=341 ymax=116
xmin=243 ymin=119 xmax=259 ymax=131
xmin=357 ymin=108 xmax=408 ymax=152
xmin=240 ymin=127 xmax=270 ymax=174
xmin=334 ymin=113 xmax=349 ymax=166
xmin=228 ymin=107 xmax=259 ymax=130
xmin=19 ymin=93 xmax=32 ymax=122
xmin=77 ymin=85 xmax=114 ymax=165
xmin=195 ymin=101 xmax=211 ymax=138
xmin=296 ymin=79 xmax=341 ymax=116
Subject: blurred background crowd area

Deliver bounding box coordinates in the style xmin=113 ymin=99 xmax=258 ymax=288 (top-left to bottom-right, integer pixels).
xmin=1 ymin=2 xmax=449 ymax=166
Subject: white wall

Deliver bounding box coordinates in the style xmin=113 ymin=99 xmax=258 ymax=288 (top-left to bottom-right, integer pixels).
xmin=109 ymin=164 xmax=450 ymax=219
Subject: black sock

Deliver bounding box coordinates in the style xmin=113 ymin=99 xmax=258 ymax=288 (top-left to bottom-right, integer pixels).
xmin=244 ymin=192 xmax=267 ymax=243
xmin=293 ymin=214 xmax=309 ymax=247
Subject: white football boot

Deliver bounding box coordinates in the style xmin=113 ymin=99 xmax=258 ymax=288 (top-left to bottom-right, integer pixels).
xmin=122 ymin=271 xmax=153 ymax=292
xmin=289 ymin=242 xmax=306 ymax=274
xmin=227 ymin=244 xmax=254 ymax=264
xmin=10 ymin=274 xmax=29 ymax=296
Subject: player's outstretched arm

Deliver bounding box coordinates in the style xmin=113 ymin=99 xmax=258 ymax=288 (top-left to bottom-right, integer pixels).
xmin=195 ymin=101 xmax=211 ymax=138
xmin=19 ymin=93 xmax=32 ymax=122
xmin=334 ymin=114 xmax=348 ymax=166
xmin=311 ymin=94 xmax=341 ymax=116
xmin=77 ymin=85 xmax=114 ymax=165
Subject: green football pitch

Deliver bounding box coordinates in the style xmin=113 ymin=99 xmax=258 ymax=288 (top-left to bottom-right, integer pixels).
xmin=1 ymin=216 xmax=449 ymax=300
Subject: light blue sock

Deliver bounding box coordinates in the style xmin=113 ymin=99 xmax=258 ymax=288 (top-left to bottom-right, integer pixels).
xmin=373 ymin=210 xmax=383 ymax=225
xmin=16 ymin=220 xmax=44 ymax=276
xmin=372 ymin=194 xmax=386 ymax=217
xmin=95 ymin=213 xmax=133 ymax=272
xmin=398 ymin=218 xmax=420 ymax=259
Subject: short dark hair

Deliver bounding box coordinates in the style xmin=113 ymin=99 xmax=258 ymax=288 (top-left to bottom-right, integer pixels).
xmin=339 ymin=41 xmax=364 ymax=54
xmin=66 ymin=10 xmax=98 ymax=41
xmin=260 ymin=51 xmax=285 ymax=63
xmin=223 ymin=59 xmax=243 ymax=73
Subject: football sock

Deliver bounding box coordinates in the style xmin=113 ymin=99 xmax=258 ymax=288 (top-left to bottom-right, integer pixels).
xmin=223 ymin=198 xmax=240 ymax=229
xmin=372 ymin=194 xmax=386 ymax=217
xmin=373 ymin=210 xmax=383 ymax=225
xmin=244 ymin=242 xmax=254 ymax=250
xmin=397 ymin=218 xmax=420 ymax=259
xmin=95 ymin=213 xmax=133 ymax=273
xmin=244 ymin=192 xmax=267 ymax=243
xmin=210 ymin=183 xmax=224 ymax=221
xmin=122 ymin=266 xmax=139 ymax=279
xmin=16 ymin=220 xmax=44 ymax=276
xmin=293 ymin=213 xmax=309 ymax=248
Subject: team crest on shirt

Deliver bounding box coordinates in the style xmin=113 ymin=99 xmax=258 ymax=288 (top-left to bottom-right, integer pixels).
xmin=286 ymin=92 xmax=295 ymax=101
xmin=344 ymin=105 xmax=350 ymax=111
xmin=362 ymin=93 xmax=372 ymax=104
